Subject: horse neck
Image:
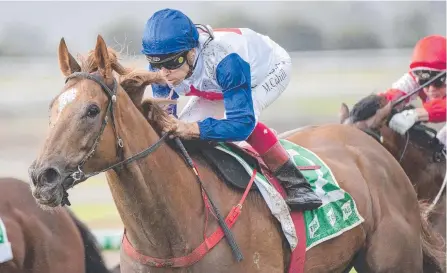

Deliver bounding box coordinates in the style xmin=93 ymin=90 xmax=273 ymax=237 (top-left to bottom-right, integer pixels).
xmin=384 ymin=129 xmax=445 ymax=201
xmin=402 ymin=146 xmax=445 ymax=201
xmin=105 ymin=93 xmax=205 ymax=256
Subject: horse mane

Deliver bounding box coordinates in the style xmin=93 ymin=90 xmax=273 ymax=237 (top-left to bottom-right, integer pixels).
xmin=71 ymin=47 xmax=172 ymax=135
xmin=349 ymin=94 xmax=385 ymax=123
xmin=140 ymin=98 xmax=173 ymax=134
xmin=50 ymin=48 xmax=133 ymax=109
xmin=72 ymin=49 xmax=215 ymax=153
xmin=79 ymin=47 xmax=132 ymax=75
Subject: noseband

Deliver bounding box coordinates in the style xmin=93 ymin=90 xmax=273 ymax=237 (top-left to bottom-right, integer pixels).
xmin=58 ymin=73 xmax=243 ymax=261
xmin=60 ymin=72 xmax=168 ymax=205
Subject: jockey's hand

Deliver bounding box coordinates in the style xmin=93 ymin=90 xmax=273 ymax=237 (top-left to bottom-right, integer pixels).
xmin=389 ymin=109 xmax=420 ymax=135
xmin=162 ymin=115 xmax=200 ymax=140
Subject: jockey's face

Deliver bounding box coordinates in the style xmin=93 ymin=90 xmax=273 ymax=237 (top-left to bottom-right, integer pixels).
xmin=159 ymin=49 xmax=196 ymax=87
xmin=423 ymin=84 xmax=446 ymax=100
xmin=413 ymin=69 xmax=446 ymax=100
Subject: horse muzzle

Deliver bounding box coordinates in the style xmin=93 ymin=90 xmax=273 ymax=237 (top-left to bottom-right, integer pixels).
xmin=29 ymin=163 xmax=69 ymax=207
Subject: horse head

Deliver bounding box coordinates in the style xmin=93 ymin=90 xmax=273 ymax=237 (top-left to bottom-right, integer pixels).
xmin=28 ymin=35 xmax=167 ymax=207
xmin=340 ymin=94 xmax=446 ymax=202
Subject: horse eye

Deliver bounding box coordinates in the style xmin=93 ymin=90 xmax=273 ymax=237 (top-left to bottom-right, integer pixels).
xmin=86 ymin=104 xmax=100 ymax=118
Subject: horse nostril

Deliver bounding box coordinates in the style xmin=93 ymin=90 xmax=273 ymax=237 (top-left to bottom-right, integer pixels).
xmin=38 ymin=167 xmax=61 ymax=185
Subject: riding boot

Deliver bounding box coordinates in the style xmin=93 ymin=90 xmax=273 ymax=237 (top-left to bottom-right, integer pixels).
xmin=246 ymin=122 xmax=322 ymax=211
xmin=262 ymin=142 xmax=322 ymax=211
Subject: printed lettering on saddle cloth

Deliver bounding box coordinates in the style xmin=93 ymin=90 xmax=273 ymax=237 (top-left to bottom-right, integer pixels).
xmin=0 ymin=217 xmax=13 ymax=263
xmin=215 ymin=140 xmax=365 ymax=251
xmin=262 ymin=62 xmax=288 ymax=93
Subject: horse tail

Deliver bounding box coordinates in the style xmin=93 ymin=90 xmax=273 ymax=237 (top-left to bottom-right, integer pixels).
xmin=419 ymin=201 xmax=446 ymax=273
xmin=66 ymin=209 xmax=112 ymax=273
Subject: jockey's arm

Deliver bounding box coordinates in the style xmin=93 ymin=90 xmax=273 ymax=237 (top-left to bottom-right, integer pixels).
xmin=379 ymin=72 xmax=445 ymax=123
xmin=386 ymin=73 xmax=445 ymax=135
xmin=148 ymin=65 xmax=179 ymax=117
xmin=378 ymin=72 xmax=420 ymax=103
xmin=388 ymin=98 xmax=445 ymax=136
xmin=197 ymin=53 xmax=256 ymax=142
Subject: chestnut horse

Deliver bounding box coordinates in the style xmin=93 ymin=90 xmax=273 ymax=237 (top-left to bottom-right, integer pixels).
xmin=0 ymin=177 xmax=111 ymax=273
xmin=339 ymin=94 xmax=446 ymax=241
xmin=28 ymin=36 xmax=444 ymax=273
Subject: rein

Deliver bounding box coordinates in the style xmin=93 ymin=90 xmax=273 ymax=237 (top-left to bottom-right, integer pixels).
xmin=385 ymin=71 xmax=446 ymax=162
xmin=392 ymin=70 xmax=446 ymax=108
xmin=60 ymin=72 xmax=169 ymax=205
xmin=356 ymin=72 xmax=446 ymax=211
xmin=361 ymin=71 xmax=447 ymax=163
xmin=361 ymin=127 xmax=411 ymax=163
xmin=58 ymin=71 xmax=243 ymax=264
xmin=122 ymin=169 xmax=257 ymax=267
xmin=428 ymin=176 xmax=447 ymax=213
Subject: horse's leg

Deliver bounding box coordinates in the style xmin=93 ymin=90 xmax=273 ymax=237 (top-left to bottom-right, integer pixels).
xmin=303 ymin=225 xmax=366 ymax=273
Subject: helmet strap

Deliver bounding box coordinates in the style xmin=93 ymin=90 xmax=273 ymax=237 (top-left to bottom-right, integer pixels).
xmin=185 ymin=50 xmax=198 ymax=79
xmin=185 ymin=25 xmax=214 ymax=79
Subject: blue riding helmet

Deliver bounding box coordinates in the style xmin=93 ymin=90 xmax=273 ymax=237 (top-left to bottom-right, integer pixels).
xmin=141 ymin=8 xmax=199 ymax=59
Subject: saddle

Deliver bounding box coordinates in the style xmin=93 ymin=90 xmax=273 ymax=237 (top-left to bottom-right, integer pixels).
xmin=174 ymin=140 xmax=262 ymax=191
xmin=173 ymin=139 xmax=317 ymax=192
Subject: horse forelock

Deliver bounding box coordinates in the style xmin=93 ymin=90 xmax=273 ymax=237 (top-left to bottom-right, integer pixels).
xmin=350 ymin=94 xmax=385 ymax=123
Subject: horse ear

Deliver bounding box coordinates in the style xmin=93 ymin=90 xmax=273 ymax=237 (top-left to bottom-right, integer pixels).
xmin=376 ymin=101 xmax=393 ymax=121
xmin=58 ymin=38 xmax=81 ymax=77
xmin=339 ymin=103 xmax=350 ymax=124
xmin=94 ymin=35 xmax=112 ymax=78
xmin=367 ymin=101 xmax=393 ymax=129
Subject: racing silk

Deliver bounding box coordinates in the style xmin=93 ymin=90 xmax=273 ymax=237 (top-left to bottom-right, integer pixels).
xmin=150 ymin=27 xmax=284 ymax=141
xmin=379 ymin=72 xmax=446 ymax=123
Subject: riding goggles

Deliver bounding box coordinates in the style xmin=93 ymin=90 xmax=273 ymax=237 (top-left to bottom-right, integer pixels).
xmin=413 ymin=70 xmax=446 ymax=88
xmin=146 ymin=51 xmax=188 ymax=70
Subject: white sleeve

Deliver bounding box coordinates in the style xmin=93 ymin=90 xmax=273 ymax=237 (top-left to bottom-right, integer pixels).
xmin=391 ymin=72 xmax=420 ymax=101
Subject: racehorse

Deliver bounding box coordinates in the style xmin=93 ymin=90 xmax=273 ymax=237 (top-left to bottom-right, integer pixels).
xmin=0 ymin=177 xmax=111 ymax=273
xmin=28 ymin=35 xmax=445 ymax=273
xmin=339 ymin=94 xmax=446 ymax=241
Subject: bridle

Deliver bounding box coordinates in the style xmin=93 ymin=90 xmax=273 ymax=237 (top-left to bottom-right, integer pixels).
xmin=361 ymin=124 xmax=444 ymax=163
xmin=361 ymin=121 xmax=446 ymax=211
xmin=361 ymin=127 xmax=410 ymax=163
xmin=59 ymin=71 xmax=244 ymax=261
xmin=60 ymin=72 xmax=168 ymax=206
xmin=359 ymin=70 xmax=447 ymax=163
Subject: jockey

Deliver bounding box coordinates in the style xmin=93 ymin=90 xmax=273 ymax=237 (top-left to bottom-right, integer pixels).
xmin=378 ymin=35 xmax=446 ymax=144
xmin=141 ymin=8 xmax=322 ymax=211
